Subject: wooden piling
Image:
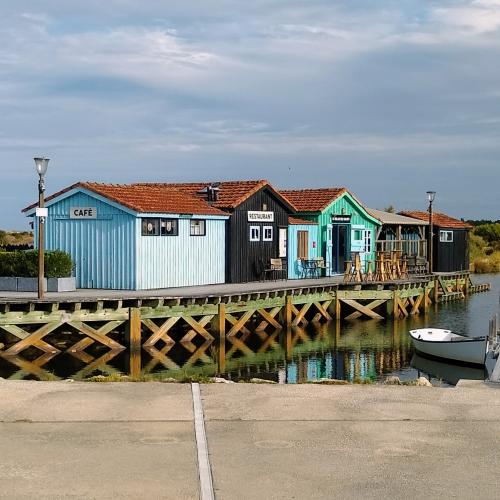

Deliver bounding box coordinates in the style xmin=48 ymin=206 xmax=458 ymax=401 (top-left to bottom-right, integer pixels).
xmin=127 ymin=307 xmax=142 ymax=351
xmin=217 ymin=302 xmax=226 ymax=373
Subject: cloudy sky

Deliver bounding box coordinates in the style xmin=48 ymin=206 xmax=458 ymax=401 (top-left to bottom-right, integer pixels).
xmin=1 ymin=1 xmax=499 ymax=229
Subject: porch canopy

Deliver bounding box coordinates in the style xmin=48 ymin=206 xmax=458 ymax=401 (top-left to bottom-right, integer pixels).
xmin=367 ymin=208 xmax=429 ymax=259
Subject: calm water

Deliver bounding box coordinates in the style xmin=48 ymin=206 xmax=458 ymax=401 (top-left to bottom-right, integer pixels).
xmin=1 ymin=274 xmax=498 ymax=385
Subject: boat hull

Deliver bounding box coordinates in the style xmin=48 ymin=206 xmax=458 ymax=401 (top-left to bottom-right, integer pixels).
xmin=410 ymin=329 xmax=488 ymax=366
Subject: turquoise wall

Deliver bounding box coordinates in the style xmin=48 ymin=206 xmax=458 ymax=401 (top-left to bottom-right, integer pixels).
xmin=287 ymin=224 xmax=319 ymax=279
xmin=297 ymin=192 xmax=380 ymax=273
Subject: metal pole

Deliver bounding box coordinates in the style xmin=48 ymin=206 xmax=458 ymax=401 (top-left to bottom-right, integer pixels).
xmin=38 ymin=174 xmax=45 ymax=300
xmin=428 ymin=200 xmax=433 ymax=274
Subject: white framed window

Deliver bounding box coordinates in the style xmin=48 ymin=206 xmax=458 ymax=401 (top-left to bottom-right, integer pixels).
xmin=363 ymin=229 xmax=372 ymax=253
xmin=250 ymin=225 xmax=260 ymax=241
xmin=440 ymin=230 xmax=453 ymax=242
xmin=263 ymin=226 xmax=273 ymax=242
xmin=190 ymin=219 xmax=206 ymax=236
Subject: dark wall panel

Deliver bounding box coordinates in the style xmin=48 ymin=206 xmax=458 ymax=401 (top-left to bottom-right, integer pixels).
xmin=434 ymin=229 xmax=469 ymax=272
xmin=227 ymin=187 xmax=291 ymax=283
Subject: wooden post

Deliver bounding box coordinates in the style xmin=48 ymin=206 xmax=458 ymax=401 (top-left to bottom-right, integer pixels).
xmin=285 ymin=295 xmax=292 ymax=328
xmin=127 ymin=307 xmax=142 ymax=351
xmin=217 ymin=303 xmax=226 ymax=374
xmin=392 ymin=290 xmax=399 ymax=319
xmin=423 ymin=287 xmax=429 ymax=314
xmin=335 ymin=295 xmax=341 ymax=320
xmin=434 ymin=278 xmax=439 ymax=303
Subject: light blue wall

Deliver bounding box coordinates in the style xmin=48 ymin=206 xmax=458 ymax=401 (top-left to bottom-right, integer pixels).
xmin=288 ymin=224 xmax=319 ymax=279
xmin=136 ymin=217 xmax=226 ymax=289
xmin=36 ymin=190 xmax=137 ymax=289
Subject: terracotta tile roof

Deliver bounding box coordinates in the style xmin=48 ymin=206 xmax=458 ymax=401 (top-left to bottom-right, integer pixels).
xmin=23 ymin=182 xmax=227 ymax=216
xmin=280 ymin=188 xmax=347 ymax=212
xmin=137 ymin=180 xmax=296 ymax=211
xmin=398 ymin=211 xmax=472 ymax=229
xmin=289 ymin=217 xmax=318 ymax=225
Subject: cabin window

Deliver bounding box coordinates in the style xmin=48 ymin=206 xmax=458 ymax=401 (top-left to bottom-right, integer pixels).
xmin=263 ymin=226 xmax=273 ymax=242
xmin=142 ymin=218 xmax=160 ymax=236
xmin=250 ymin=226 xmax=260 ymax=241
xmin=160 ymin=219 xmax=178 ymax=236
xmin=363 ymin=229 xmax=372 ymax=253
xmin=190 ymin=219 xmax=206 ymax=236
xmin=297 ymin=231 xmax=309 ymax=260
xmin=440 ymin=230 xmax=453 ymax=243
xmin=353 ymin=229 xmax=362 ymax=241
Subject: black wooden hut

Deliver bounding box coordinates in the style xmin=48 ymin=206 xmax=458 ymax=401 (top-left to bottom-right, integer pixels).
xmin=399 ymin=211 xmax=472 ymax=272
xmin=169 ymin=180 xmax=296 ymax=283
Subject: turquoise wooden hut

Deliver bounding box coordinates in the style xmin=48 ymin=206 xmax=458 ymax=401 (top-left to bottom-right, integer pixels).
xmin=280 ymin=188 xmax=381 ymax=275
xmin=287 ymin=217 xmax=319 ymax=279
xmin=23 ymin=182 xmax=229 ymax=290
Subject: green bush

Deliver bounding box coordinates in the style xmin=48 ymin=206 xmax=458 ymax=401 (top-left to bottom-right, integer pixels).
xmin=0 ymin=250 xmax=73 ymax=278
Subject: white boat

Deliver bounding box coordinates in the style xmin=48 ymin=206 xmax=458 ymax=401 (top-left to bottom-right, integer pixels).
xmin=409 ymin=328 xmax=488 ymax=366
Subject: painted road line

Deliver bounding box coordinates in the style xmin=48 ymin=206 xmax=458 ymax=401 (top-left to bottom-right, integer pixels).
xmin=192 ymin=383 xmax=215 ymax=500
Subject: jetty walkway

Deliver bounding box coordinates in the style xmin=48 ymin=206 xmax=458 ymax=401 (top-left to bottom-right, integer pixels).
xmin=0 ymin=272 xmax=490 ymax=378
xmin=1 ymin=380 xmax=500 ymax=499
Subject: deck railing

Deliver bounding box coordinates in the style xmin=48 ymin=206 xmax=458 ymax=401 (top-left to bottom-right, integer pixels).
xmin=375 ymin=239 xmax=427 ymax=259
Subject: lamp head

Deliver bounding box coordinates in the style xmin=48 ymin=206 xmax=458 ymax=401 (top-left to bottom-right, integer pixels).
xmin=34 ymin=157 xmax=49 ymax=176
xmin=426 ymin=190 xmax=436 ymax=203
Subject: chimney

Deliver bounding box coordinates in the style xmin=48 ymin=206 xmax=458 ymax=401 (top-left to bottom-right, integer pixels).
xmin=200 ymin=183 xmax=220 ymax=203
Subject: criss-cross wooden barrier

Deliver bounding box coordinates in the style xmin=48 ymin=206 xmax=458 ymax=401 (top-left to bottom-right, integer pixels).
xmin=0 ymin=273 xmax=491 ymax=379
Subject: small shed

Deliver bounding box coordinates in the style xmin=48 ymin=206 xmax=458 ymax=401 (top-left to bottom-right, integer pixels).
xmin=23 ymin=182 xmax=229 ymax=290
xmin=280 ymin=188 xmax=380 ymax=275
xmin=367 ymin=208 xmax=428 ymax=261
xmin=157 ymin=180 xmax=296 ymax=283
xmin=399 ymin=211 xmax=472 ymax=272
xmin=288 ymin=217 xmax=319 ymax=279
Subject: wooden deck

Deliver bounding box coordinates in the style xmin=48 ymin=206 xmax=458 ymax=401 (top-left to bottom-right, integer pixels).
xmin=0 ymin=272 xmax=491 ymax=379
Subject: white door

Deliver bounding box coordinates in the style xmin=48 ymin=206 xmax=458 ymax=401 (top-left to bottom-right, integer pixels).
xmin=279 ymin=228 xmax=287 ymax=257
xmin=326 ymin=224 xmax=333 ymax=276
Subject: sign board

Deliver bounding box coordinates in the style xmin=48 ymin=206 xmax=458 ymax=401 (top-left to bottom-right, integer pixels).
xmin=35 ymin=207 xmax=48 ymax=217
xmin=248 ymin=211 xmax=274 ymax=222
xmin=331 ymin=214 xmax=351 ymax=223
xmin=70 ymin=207 xmax=97 ymax=219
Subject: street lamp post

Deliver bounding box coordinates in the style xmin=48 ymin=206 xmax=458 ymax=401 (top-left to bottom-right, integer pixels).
xmin=35 ymin=157 xmax=49 ymax=299
xmin=426 ymin=190 xmax=436 ymax=274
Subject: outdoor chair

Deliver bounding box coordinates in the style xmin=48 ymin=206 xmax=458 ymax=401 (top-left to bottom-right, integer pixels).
xmin=263 ymin=258 xmax=287 ymax=281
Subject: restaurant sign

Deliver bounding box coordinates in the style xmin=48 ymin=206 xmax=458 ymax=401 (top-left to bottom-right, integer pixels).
xmin=70 ymin=207 xmax=97 ymax=219
xmin=248 ymin=211 xmax=274 ymax=222
xmin=331 ymin=214 xmax=351 ymax=223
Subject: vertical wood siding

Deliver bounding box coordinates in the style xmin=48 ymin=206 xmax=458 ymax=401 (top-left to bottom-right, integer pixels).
xmin=40 ymin=191 xmax=137 ymax=289
xmin=288 ymin=225 xmax=319 ymax=279
xmin=434 ymin=228 xmax=469 ymax=272
xmin=136 ymin=218 xmax=226 ymax=289
xmin=315 ymin=193 xmax=379 ymax=273
xmin=227 ymin=188 xmax=292 ymax=283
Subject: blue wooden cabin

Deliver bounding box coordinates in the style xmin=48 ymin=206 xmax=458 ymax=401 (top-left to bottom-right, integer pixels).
xmin=23 ymin=182 xmax=228 ymax=290
xmin=287 ymin=217 xmax=319 ymax=279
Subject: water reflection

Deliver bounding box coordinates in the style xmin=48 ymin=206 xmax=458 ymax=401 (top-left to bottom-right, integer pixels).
xmin=411 ymin=353 xmax=485 ymax=386
xmin=0 ymin=274 xmax=498 ymax=385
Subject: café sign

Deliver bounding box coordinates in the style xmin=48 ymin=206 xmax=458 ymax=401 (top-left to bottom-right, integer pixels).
xmin=248 ymin=211 xmax=274 ymax=222
xmin=70 ymin=207 xmax=97 ymax=219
